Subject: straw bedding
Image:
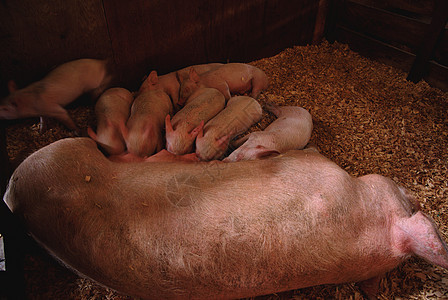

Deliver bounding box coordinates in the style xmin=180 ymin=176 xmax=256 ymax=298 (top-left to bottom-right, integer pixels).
xmin=5 ymin=40 xmax=448 ymax=299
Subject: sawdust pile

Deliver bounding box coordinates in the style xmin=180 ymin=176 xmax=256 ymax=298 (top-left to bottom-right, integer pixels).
xmin=5 ymin=40 xmax=448 ymax=299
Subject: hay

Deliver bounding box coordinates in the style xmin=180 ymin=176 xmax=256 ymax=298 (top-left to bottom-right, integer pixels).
xmin=5 ymin=40 xmax=448 ymax=299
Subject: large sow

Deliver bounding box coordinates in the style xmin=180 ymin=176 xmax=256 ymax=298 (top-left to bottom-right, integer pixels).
xmin=3 ymin=138 xmax=448 ymax=299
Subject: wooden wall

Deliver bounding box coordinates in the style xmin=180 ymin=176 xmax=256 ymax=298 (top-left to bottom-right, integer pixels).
xmin=0 ymin=0 xmax=112 ymax=94
xmin=327 ymin=0 xmax=448 ymax=91
xmin=0 ymin=0 xmax=319 ymax=93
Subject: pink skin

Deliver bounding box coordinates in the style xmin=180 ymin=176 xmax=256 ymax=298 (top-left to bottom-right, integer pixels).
xmin=178 ymin=63 xmax=269 ymax=105
xmin=165 ymin=87 xmax=225 ymax=155
xmin=139 ymin=63 xmax=223 ymax=111
xmin=87 ymin=88 xmax=133 ymax=156
xmin=108 ymin=149 xmax=199 ymax=163
xmin=5 ymin=137 xmax=448 ymax=299
xmin=195 ymin=96 xmax=262 ymax=161
xmin=125 ymin=71 xmax=173 ymax=157
xmin=0 ymin=59 xmax=112 ymax=133
xmin=224 ymin=104 xmax=313 ymax=162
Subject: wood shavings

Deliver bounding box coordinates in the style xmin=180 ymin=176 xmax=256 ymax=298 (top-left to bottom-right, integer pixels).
xmin=5 ymin=40 xmax=448 ymax=299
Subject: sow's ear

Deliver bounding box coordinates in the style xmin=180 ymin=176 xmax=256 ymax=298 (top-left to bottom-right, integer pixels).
xmin=189 ymin=67 xmax=200 ymax=83
xmin=394 ymin=211 xmax=448 ymax=269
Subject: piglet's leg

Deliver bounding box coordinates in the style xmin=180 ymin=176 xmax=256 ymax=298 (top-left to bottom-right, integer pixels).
xmin=44 ymin=105 xmax=80 ymax=133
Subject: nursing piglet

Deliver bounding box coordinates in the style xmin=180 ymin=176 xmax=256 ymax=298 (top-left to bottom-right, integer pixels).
xmin=165 ymin=88 xmax=225 ymax=155
xmin=4 ymin=137 xmax=448 ymax=300
xmin=224 ymin=104 xmax=313 ymax=161
xmin=125 ymin=71 xmax=172 ymax=157
xmin=179 ymin=63 xmax=268 ymax=105
xmin=0 ymin=58 xmax=112 ymax=133
xmin=195 ymin=96 xmax=262 ymax=161
xmin=87 ymin=88 xmax=133 ymax=155
xmin=139 ymin=63 xmax=223 ymax=110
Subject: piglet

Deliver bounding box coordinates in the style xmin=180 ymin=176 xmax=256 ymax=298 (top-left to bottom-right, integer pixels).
xmin=176 ymin=63 xmax=223 ymax=82
xmin=195 ymin=95 xmax=262 ymax=161
xmin=0 ymin=58 xmax=112 ymax=133
xmin=139 ymin=63 xmax=223 ymax=111
xmin=125 ymin=71 xmax=173 ymax=157
xmin=165 ymin=87 xmax=225 ymax=155
xmin=224 ymin=103 xmax=313 ymax=162
xmin=179 ymin=62 xmax=268 ymax=105
xmin=87 ymin=88 xmax=133 ymax=155
xmin=4 ymin=137 xmax=448 ymax=300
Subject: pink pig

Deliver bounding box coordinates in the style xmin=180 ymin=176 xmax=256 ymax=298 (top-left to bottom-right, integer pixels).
xmin=195 ymin=95 xmax=262 ymax=161
xmin=87 ymin=88 xmax=133 ymax=156
xmin=224 ymin=103 xmax=313 ymax=162
xmin=0 ymin=58 xmax=112 ymax=133
xmin=108 ymin=149 xmax=199 ymax=163
xmin=139 ymin=63 xmax=223 ymax=111
xmin=165 ymin=87 xmax=225 ymax=155
xmin=4 ymin=137 xmax=448 ymax=299
xmin=178 ymin=62 xmax=268 ymax=105
xmin=125 ymin=71 xmax=173 ymax=157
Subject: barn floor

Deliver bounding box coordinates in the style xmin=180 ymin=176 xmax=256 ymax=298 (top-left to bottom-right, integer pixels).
xmin=4 ymin=40 xmax=448 ymax=299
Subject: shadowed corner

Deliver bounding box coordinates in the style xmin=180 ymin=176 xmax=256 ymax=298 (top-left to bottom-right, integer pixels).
xmin=1 ymin=122 xmax=27 ymax=299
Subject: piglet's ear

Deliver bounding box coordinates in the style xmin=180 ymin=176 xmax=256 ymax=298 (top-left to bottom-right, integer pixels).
xmin=148 ymin=70 xmax=159 ymax=85
xmin=121 ymin=123 xmax=129 ymax=141
xmin=215 ymin=134 xmax=230 ymax=150
xmin=256 ymin=149 xmax=280 ymax=159
xmin=189 ymin=68 xmax=200 ymax=83
xmin=175 ymin=71 xmax=182 ymax=82
xmin=189 ymin=121 xmax=204 ymax=139
xmin=197 ymin=126 xmax=204 ymax=139
xmin=165 ymin=114 xmax=173 ymax=134
xmin=87 ymin=127 xmax=98 ymax=141
xmin=7 ymin=80 xmax=18 ymax=93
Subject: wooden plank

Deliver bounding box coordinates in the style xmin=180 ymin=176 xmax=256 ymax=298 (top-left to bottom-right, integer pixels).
xmin=313 ymin=0 xmax=331 ymax=44
xmin=0 ymin=0 xmax=112 ymax=88
xmin=336 ymin=0 xmax=429 ymax=54
xmin=434 ymin=30 xmax=448 ymax=66
xmin=103 ymin=0 xmax=319 ymax=89
xmin=332 ymin=25 xmax=448 ymax=91
xmin=351 ymin=0 xmax=435 ymax=18
xmin=333 ymin=25 xmax=416 ymax=71
xmin=407 ymin=0 xmax=448 ymax=83
xmin=426 ymin=61 xmax=448 ymax=91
